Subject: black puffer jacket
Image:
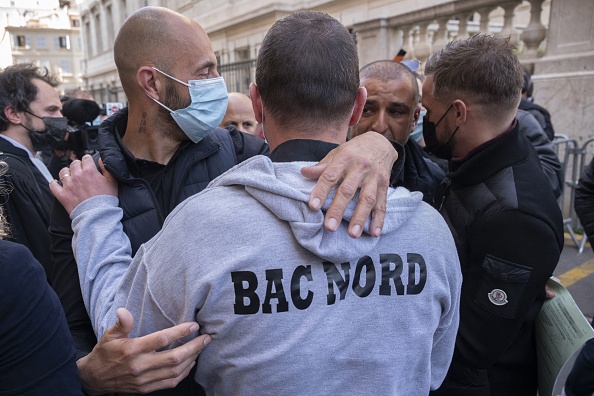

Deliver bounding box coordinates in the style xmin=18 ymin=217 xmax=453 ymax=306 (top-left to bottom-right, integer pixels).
xmin=392 ymin=138 xmax=445 ymax=204
xmin=49 ymin=108 xmax=269 ymax=361
xmin=431 ymin=124 xmax=563 ymax=396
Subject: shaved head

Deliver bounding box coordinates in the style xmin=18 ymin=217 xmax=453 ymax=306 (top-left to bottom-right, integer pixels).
xmin=220 ymin=92 xmax=259 ymax=135
xmin=114 ymin=7 xmax=211 ymax=97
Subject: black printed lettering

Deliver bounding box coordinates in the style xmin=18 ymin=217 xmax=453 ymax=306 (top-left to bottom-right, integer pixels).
xmin=262 ymin=269 xmax=289 ymax=313
xmin=231 ymin=271 xmax=260 ymax=314
xmin=406 ymin=253 xmax=427 ymax=294
xmin=291 ymin=265 xmax=314 ymax=310
xmin=352 ymin=256 xmax=375 ymax=297
xmin=323 ymin=262 xmax=351 ymax=305
xmin=379 ymin=254 xmax=405 ymax=296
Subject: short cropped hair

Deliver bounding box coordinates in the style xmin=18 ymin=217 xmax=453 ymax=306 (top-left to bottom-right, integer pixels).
xmin=360 ymin=60 xmax=420 ymax=107
xmin=0 ymin=63 xmax=58 ymax=132
xmin=425 ymin=34 xmax=523 ymax=116
xmin=256 ymin=11 xmax=359 ymax=130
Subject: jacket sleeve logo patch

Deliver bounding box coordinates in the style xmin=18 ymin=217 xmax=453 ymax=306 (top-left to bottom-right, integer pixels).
xmin=488 ymin=289 xmax=508 ymax=306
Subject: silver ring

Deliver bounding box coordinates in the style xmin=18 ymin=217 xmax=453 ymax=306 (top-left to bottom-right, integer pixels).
xmin=60 ymin=173 xmax=71 ymax=181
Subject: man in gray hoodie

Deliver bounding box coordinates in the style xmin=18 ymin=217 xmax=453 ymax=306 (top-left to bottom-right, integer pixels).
xmin=52 ymin=11 xmax=462 ymax=395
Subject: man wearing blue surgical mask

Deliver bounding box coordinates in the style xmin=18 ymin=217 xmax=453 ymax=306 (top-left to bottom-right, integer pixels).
xmin=48 ymin=6 xmax=400 ymax=395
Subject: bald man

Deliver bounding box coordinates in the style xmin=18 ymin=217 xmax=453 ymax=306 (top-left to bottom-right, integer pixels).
xmin=220 ymin=92 xmax=262 ymax=137
xmin=350 ymin=60 xmax=445 ymax=204
xmin=49 ymin=6 xmax=399 ymax=395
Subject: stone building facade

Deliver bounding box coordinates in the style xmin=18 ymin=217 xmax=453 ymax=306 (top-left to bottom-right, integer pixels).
xmin=77 ymin=0 xmax=592 ymax=142
xmin=0 ymin=0 xmax=85 ymax=93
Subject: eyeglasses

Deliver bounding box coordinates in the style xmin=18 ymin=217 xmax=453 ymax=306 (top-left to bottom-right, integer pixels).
xmin=401 ymin=59 xmax=421 ymax=72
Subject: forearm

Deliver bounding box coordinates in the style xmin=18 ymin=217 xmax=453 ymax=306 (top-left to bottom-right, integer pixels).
xmin=71 ymin=195 xmax=132 ymax=337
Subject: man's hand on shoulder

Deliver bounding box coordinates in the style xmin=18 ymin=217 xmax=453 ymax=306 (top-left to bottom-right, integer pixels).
xmin=301 ymin=132 xmax=397 ymax=238
xmin=49 ymin=154 xmax=118 ymax=214
xmin=77 ymin=308 xmax=211 ymax=395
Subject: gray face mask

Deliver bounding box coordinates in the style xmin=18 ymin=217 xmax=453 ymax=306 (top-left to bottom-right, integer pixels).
xmin=24 ymin=111 xmax=69 ymax=151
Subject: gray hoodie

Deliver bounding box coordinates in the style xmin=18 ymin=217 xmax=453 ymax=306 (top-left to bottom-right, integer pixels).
xmin=71 ymin=155 xmax=461 ymax=396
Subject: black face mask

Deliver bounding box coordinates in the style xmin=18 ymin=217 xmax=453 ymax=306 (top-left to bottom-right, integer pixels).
xmin=423 ymin=103 xmax=459 ymax=160
xmin=24 ymin=111 xmax=68 ymax=151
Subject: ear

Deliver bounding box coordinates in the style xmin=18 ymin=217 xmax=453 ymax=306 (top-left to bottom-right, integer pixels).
xmin=452 ymin=99 xmax=467 ymax=126
xmin=3 ymin=106 xmax=23 ymax=125
xmin=249 ymin=83 xmax=263 ymax=123
xmin=137 ymin=66 xmax=162 ymax=100
xmin=349 ymin=87 xmax=367 ymax=127
xmin=411 ymin=106 xmax=421 ymax=131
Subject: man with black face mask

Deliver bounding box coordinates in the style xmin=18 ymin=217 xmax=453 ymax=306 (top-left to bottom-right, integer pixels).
xmin=423 ymin=34 xmax=564 ymax=396
xmin=0 ymin=63 xmax=68 ymax=275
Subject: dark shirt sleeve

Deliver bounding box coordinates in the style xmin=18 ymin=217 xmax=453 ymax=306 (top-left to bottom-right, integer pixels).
xmin=0 ymin=241 xmax=82 ymax=395
xmin=49 ymin=199 xmax=98 ymax=359
xmin=226 ymin=125 xmax=270 ymax=162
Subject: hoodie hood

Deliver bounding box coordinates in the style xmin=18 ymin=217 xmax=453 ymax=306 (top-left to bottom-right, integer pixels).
xmin=209 ymin=155 xmax=424 ymax=263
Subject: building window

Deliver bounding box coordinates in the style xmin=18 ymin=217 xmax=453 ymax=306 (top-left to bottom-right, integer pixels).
xmin=36 ymin=35 xmax=46 ymax=48
xmin=235 ymin=47 xmax=249 ymax=62
xmin=57 ymin=36 xmax=70 ymax=49
xmin=71 ymin=17 xmax=80 ymax=27
xmin=60 ymin=60 xmax=72 ymax=75
xmin=15 ymin=35 xmax=30 ymax=48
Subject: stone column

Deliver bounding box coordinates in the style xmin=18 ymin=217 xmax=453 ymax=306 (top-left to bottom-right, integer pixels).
xmin=432 ymin=17 xmax=450 ymax=54
xmin=520 ymin=0 xmax=547 ymax=58
xmin=478 ymin=7 xmax=492 ymax=33
xmin=499 ymin=1 xmax=521 ymax=46
xmin=413 ymin=22 xmax=432 ymax=65
xmin=401 ymin=25 xmax=413 ymax=54
xmin=455 ymin=11 xmax=474 ymax=40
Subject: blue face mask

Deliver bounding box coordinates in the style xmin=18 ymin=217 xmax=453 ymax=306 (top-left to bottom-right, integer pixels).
xmin=149 ymin=68 xmax=228 ymax=143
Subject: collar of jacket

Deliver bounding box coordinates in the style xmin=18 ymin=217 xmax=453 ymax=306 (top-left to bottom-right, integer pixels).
xmin=97 ymin=107 xmax=223 ymax=181
xmin=448 ymin=122 xmax=527 ymax=186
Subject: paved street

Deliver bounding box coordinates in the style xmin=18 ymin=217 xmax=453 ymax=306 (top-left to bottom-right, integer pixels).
xmin=555 ymin=234 xmax=594 ymax=321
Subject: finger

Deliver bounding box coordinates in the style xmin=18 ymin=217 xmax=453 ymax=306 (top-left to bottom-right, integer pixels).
xmin=118 ymin=333 xmax=209 ymax=393
xmin=69 ymin=159 xmax=83 ymax=178
xmin=98 ymin=157 xmax=116 ymax=183
xmin=138 ymin=321 xmax=201 ymax=353
xmin=322 ymin=165 xmax=364 ymax=232
xmin=346 ymin=175 xmax=379 ymax=238
xmin=127 ymin=358 xmax=198 ymax=394
xmin=545 ymin=285 xmax=556 ymax=299
xmin=369 ymin=180 xmax=388 ymax=237
xmin=48 ymin=178 xmax=63 ymax=197
xmin=100 ymin=307 xmax=134 ymax=343
xmin=81 ymin=153 xmax=95 ymax=169
xmin=58 ymin=166 xmax=71 ymax=180
xmin=302 ymin=164 xmax=330 ymax=210
xmin=133 ymin=361 xmax=196 ymax=393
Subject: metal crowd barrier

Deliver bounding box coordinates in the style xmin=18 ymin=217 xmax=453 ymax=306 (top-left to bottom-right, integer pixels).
xmin=553 ymin=136 xmax=581 ymax=249
xmin=552 ymin=135 xmax=594 ymax=253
